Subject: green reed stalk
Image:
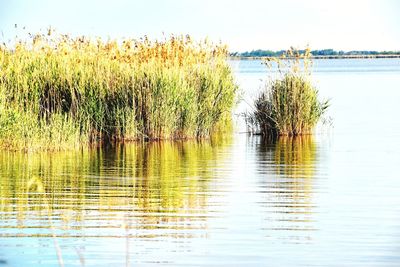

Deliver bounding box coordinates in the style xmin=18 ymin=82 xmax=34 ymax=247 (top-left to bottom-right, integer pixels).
xmin=0 ymin=30 xmax=237 ymax=151
xmin=249 ymin=48 xmax=329 ymax=137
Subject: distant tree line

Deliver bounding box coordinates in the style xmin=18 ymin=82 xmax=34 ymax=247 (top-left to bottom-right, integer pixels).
xmin=231 ymin=49 xmax=400 ymax=57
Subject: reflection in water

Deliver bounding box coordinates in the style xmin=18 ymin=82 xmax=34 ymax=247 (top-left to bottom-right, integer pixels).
xmin=0 ymin=135 xmax=231 ymax=242
xmin=0 ymin=134 xmax=322 ymax=266
xmin=273 ymin=136 xmax=317 ymax=179
xmin=256 ymin=136 xmax=318 ymax=242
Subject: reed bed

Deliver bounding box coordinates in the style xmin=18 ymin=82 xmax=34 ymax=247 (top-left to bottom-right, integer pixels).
xmin=247 ymin=48 xmax=329 ymax=137
xmin=0 ymin=29 xmax=237 ymax=151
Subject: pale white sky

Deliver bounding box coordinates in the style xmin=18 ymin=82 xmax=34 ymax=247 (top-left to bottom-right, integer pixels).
xmin=0 ymin=0 xmax=399 ymax=52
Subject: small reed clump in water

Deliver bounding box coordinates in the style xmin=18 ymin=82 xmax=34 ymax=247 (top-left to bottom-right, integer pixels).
xmin=247 ymin=48 xmax=329 ymax=137
xmin=0 ymin=29 xmax=237 ymax=151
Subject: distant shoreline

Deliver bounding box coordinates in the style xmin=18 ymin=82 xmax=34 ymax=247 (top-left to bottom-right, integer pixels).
xmin=229 ymin=54 xmax=400 ymax=60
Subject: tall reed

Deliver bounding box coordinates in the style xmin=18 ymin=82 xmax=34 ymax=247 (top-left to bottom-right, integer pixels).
xmin=0 ymin=29 xmax=237 ymax=151
xmin=248 ymin=48 xmax=329 ymax=137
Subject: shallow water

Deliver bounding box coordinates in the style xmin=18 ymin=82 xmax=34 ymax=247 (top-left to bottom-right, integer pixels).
xmin=1 ymin=59 xmax=400 ymax=266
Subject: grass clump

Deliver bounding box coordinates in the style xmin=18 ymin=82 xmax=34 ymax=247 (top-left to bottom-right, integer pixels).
xmin=247 ymin=48 xmax=329 ymax=137
xmin=0 ymin=29 xmax=237 ymax=151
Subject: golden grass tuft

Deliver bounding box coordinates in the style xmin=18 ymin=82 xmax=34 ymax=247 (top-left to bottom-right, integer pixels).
xmin=0 ymin=29 xmax=237 ymax=151
xmin=247 ymin=47 xmax=329 ymax=137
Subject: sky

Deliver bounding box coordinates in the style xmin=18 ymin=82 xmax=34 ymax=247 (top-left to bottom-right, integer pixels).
xmin=0 ymin=0 xmax=399 ymax=52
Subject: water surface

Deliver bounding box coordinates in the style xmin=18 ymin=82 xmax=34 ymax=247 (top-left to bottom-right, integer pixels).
xmin=1 ymin=59 xmax=400 ymax=266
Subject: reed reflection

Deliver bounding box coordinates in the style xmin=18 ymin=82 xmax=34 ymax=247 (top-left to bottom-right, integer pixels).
xmin=0 ymin=135 xmax=231 ymax=239
xmin=257 ymin=136 xmax=318 ymax=242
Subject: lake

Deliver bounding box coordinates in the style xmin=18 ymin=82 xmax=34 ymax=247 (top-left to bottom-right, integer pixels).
xmin=1 ymin=58 xmax=400 ymax=266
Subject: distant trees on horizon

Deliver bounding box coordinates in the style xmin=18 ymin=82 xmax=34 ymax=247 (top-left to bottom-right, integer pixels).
xmin=231 ymin=49 xmax=400 ymax=57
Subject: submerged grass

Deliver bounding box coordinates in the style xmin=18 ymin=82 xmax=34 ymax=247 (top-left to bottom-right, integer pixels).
xmin=0 ymin=29 xmax=237 ymax=151
xmin=247 ymin=48 xmax=329 ymax=137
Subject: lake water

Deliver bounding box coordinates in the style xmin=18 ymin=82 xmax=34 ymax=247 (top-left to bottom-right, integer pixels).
xmin=1 ymin=59 xmax=400 ymax=266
